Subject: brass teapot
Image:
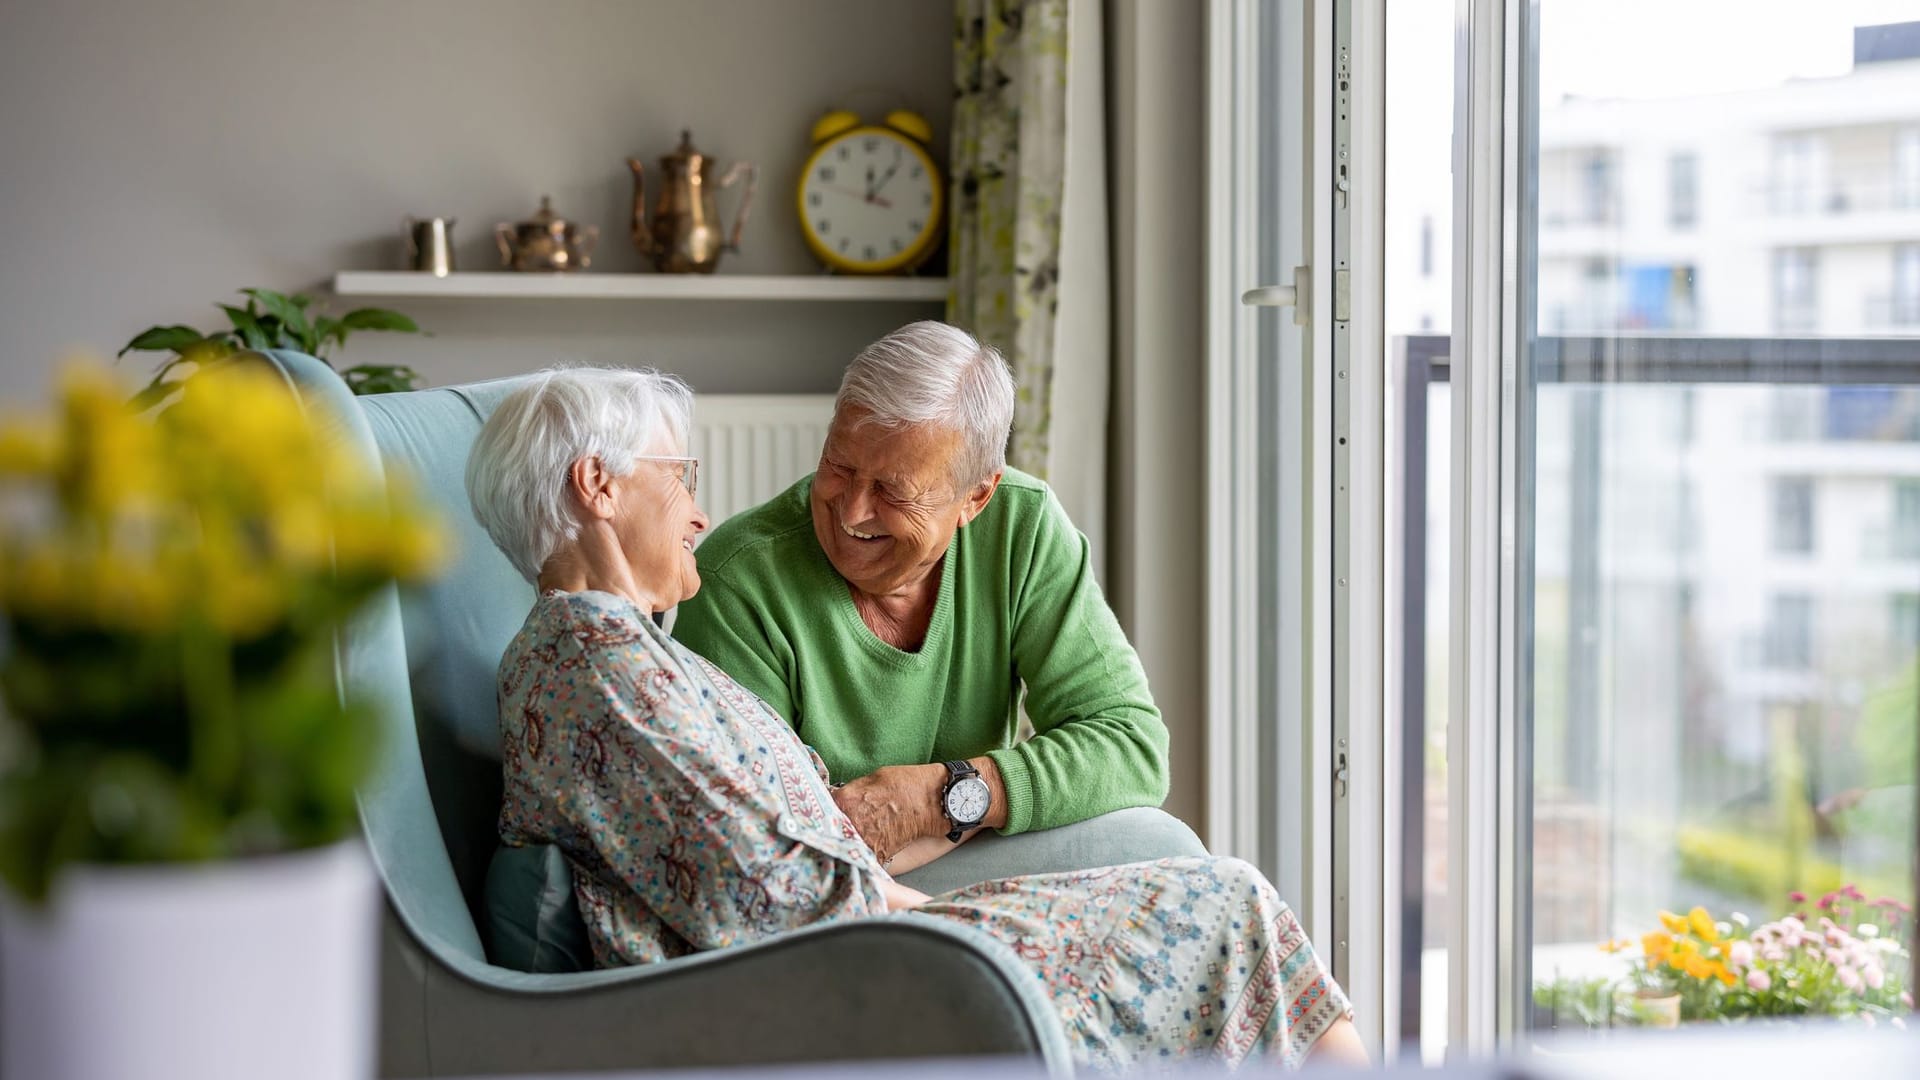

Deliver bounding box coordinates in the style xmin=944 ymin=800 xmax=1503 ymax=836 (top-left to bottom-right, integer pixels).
xmin=629 ymin=130 xmax=757 ymax=274
xmin=495 ymin=196 xmax=598 ymax=272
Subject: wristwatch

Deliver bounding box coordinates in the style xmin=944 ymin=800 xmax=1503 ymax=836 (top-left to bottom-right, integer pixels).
xmin=939 ymin=760 xmax=991 ymax=842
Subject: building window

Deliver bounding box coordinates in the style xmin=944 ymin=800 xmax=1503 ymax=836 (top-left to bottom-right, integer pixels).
xmin=1668 ymin=152 xmax=1698 ymax=228
xmin=1895 ymin=244 xmax=1920 ymax=327
xmin=1773 ymin=248 xmax=1819 ymax=332
xmin=1771 ymin=476 xmax=1816 ymax=554
xmin=1582 ymin=152 xmax=1618 ymax=225
xmin=1764 ymin=593 xmax=1815 ymax=669
xmin=1895 ymin=481 xmax=1920 ymax=560
xmin=1896 ymin=127 xmax=1920 ymax=210
xmin=1419 ymin=215 xmax=1434 ymax=278
xmin=1894 ymin=595 xmax=1920 ymax=656
xmin=1771 ymin=134 xmax=1824 ymax=215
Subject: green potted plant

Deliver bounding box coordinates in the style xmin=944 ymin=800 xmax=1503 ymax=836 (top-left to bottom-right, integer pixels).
xmin=120 ymin=287 xmax=424 ymax=408
xmin=0 ymin=362 xmax=441 ymax=1079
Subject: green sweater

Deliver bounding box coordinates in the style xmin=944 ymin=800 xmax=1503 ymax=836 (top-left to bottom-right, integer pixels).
xmin=672 ymin=469 xmax=1169 ymax=835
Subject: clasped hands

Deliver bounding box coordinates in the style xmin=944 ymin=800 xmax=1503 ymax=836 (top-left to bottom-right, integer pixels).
xmin=829 ymin=762 xmax=952 ymax=865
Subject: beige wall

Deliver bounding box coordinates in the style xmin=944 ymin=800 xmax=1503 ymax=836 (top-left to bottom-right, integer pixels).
xmin=1106 ymin=0 xmax=1208 ymax=832
xmin=0 ymin=0 xmax=952 ymax=401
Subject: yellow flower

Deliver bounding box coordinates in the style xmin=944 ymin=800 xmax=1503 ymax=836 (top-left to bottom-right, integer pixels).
xmin=1658 ymin=910 xmax=1690 ymax=935
xmin=0 ymin=358 xmax=442 ymax=643
xmin=1688 ymin=906 xmax=1720 ymax=943
xmin=0 ymin=418 xmax=57 ymax=475
xmin=1599 ymin=937 xmax=1635 ymax=954
xmin=1642 ymin=931 xmax=1673 ymax=966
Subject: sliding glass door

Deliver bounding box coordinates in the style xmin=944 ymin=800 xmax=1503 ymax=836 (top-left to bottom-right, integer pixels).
xmin=1408 ymin=0 xmax=1920 ymax=1056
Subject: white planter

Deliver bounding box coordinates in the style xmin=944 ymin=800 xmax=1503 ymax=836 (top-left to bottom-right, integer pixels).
xmin=0 ymin=840 xmax=379 ymax=1080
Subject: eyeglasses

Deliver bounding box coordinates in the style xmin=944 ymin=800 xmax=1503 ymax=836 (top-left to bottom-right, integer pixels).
xmin=635 ymin=454 xmax=699 ymax=498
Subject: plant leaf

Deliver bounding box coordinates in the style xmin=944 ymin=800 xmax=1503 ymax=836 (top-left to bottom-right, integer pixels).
xmin=239 ymin=322 xmax=273 ymax=351
xmin=310 ymin=316 xmax=341 ymax=359
xmin=128 ymin=378 xmax=187 ymax=412
xmin=338 ymin=308 xmax=420 ymax=333
xmin=240 ymin=288 xmax=313 ymax=344
xmin=341 ymin=363 xmax=423 ymax=395
xmin=221 ymin=304 xmax=263 ymax=334
xmin=117 ymin=325 xmax=204 ymax=358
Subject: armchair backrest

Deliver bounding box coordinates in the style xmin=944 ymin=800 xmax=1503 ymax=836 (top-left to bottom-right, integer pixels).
xmin=259 ymin=351 xmax=534 ymax=964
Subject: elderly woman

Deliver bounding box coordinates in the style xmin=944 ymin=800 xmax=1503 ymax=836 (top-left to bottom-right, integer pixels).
xmin=674 ymin=321 xmax=1164 ymax=873
xmin=465 ymin=366 xmax=1365 ymax=1070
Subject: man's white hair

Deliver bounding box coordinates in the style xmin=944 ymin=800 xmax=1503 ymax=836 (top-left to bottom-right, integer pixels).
xmin=466 ymin=365 xmax=693 ymax=583
xmin=834 ymin=320 xmax=1015 ymax=489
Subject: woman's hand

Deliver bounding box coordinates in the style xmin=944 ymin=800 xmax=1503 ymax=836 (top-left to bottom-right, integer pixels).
xmin=878 ymin=878 xmax=931 ymax=911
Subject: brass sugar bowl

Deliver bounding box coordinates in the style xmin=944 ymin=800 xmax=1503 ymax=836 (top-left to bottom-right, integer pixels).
xmin=495 ymin=196 xmax=599 ymax=272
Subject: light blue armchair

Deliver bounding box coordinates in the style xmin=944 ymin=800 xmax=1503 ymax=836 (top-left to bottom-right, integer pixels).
xmin=255 ymin=350 xmax=1209 ymax=1077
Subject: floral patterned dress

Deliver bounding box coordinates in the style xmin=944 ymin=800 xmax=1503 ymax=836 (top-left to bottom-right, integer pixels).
xmin=498 ymin=590 xmax=1352 ymax=1070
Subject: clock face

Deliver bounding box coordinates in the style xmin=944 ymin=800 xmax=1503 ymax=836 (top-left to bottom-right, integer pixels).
xmin=800 ymin=130 xmax=939 ymax=271
xmin=946 ymin=775 xmax=990 ymax=825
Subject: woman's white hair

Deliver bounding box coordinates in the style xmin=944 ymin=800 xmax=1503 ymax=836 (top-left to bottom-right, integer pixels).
xmin=835 ymin=320 xmax=1015 ymax=489
xmin=465 ymin=365 xmax=693 ymax=583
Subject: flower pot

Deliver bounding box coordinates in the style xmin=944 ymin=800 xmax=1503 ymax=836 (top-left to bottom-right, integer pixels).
xmin=1629 ymin=989 xmax=1682 ymax=1029
xmin=0 ymin=840 xmax=379 ymax=1080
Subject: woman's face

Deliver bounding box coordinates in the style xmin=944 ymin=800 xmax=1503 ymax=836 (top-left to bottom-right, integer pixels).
xmin=809 ymin=406 xmax=988 ymax=599
xmin=616 ymin=438 xmax=709 ymax=607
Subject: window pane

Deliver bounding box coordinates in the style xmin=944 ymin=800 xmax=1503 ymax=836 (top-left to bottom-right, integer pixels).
xmin=1387 ymin=0 xmax=1454 ymax=1061
xmin=1524 ymin=1 xmax=1918 ymax=1042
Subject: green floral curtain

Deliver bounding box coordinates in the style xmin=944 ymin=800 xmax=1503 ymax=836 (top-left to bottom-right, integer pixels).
xmin=948 ymin=0 xmax=1072 ymax=480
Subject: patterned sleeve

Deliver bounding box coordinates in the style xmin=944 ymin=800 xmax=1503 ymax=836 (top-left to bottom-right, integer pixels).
xmin=554 ymin=610 xmax=884 ymax=950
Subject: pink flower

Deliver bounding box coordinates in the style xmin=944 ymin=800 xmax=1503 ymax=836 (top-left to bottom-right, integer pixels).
xmin=1819 ymin=892 xmax=1838 ymax=910
xmin=1764 ymin=947 xmax=1786 ymax=963
xmin=1728 ymin=941 xmax=1755 ymax=968
xmin=1747 ymin=970 xmax=1772 ymax=992
xmin=1838 ymin=967 xmax=1863 ymax=992
xmin=1789 ymin=891 xmax=1808 ymax=903
xmin=1842 ymin=884 xmax=1865 ymax=901
xmin=1826 ymin=947 xmax=1849 ymax=967
xmin=1864 ymin=965 xmax=1884 ymax=990
xmin=1783 ymin=916 xmax=1806 ymax=932
xmin=1902 ymin=991 xmax=1914 ymax=1008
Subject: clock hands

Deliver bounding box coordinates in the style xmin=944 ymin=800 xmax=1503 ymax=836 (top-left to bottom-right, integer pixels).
xmin=869 ymin=150 xmax=904 ymax=199
xmin=826 ymin=183 xmax=891 ymax=210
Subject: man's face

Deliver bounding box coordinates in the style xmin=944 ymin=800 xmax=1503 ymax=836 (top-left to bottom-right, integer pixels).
xmin=809 ymin=406 xmax=984 ymax=599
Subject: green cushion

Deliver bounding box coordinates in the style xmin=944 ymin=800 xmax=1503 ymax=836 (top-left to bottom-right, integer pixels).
xmin=484 ymin=844 xmax=594 ymax=973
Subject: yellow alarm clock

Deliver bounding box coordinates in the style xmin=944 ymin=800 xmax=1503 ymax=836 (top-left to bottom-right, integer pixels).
xmin=797 ymin=109 xmax=944 ymax=275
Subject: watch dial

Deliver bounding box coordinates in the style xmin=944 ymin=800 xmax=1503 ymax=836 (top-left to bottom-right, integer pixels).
xmin=801 ymin=132 xmax=937 ymax=266
xmin=947 ymin=776 xmax=990 ymax=824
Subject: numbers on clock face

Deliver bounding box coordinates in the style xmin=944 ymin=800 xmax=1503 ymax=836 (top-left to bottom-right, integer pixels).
xmin=803 ymin=133 xmax=937 ymax=268
xmin=948 ymin=776 xmax=990 ymax=823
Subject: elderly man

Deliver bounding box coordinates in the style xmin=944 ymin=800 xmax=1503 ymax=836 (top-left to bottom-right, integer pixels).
xmin=674 ymin=321 xmax=1169 ymax=873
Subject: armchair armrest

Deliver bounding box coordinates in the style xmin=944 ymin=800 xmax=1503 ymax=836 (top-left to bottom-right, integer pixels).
xmin=383 ymin=907 xmax=1074 ymax=1077
xmin=898 ymin=807 xmax=1207 ymax=897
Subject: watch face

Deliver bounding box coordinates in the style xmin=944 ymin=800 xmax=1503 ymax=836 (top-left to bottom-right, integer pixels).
xmin=799 ymin=130 xmax=939 ymax=271
xmin=945 ymin=775 xmax=991 ymax=825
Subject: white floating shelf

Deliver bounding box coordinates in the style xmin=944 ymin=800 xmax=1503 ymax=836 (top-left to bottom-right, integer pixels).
xmin=331 ymin=271 xmax=948 ymax=303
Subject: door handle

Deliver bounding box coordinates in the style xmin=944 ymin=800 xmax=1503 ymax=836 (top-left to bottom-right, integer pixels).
xmin=1240 ymin=265 xmax=1310 ymax=326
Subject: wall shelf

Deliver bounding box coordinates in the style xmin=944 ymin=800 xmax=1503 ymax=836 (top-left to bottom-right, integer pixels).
xmin=331 ymin=271 xmax=948 ymax=303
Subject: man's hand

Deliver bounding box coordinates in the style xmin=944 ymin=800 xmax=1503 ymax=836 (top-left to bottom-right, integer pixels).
xmin=831 ymin=763 xmax=945 ymax=864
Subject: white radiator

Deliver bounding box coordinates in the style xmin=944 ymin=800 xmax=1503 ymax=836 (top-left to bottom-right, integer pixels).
xmin=689 ymin=395 xmax=837 ymax=536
